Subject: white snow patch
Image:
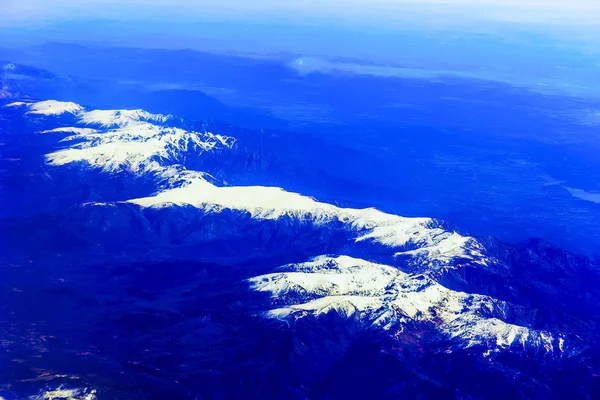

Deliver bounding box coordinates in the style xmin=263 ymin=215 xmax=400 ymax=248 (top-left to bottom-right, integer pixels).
xmin=5 ymin=101 xmax=28 ymax=107
xmin=32 ymin=386 xmax=97 ymax=400
xmin=267 ymin=295 xmax=384 ymax=319
xmin=26 ymin=100 xmax=84 ymax=116
xmin=45 ymin=122 xmax=234 ymax=174
xmin=79 ymin=109 xmax=170 ymax=127
xmin=251 ymin=255 xmax=564 ymax=354
xmin=445 ymin=316 xmax=559 ymax=353
xmin=397 ymin=232 xmax=483 ymax=262
xmin=250 ymin=256 xmax=400 ymax=298
xmin=41 ymin=127 xmax=100 ymax=135
xmin=47 ymin=140 xmax=169 ymax=173
xmin=129 ymin=179 xmax=483 ymax=264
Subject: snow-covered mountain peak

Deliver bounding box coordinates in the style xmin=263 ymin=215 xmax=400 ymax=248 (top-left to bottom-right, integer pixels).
xmin=7 ymin=97 xmax=593 ymax=372
xmin=46 ymin=123 xmax=233 ymax=174
xmin=79 ymin=108 xmax=171 ymax=128
xmin=249 ymin=255 xmax=570 ymax=354
xmin=8 ymin=100 xmax=85 ymax=116
xmin=127 ymin=177 xmax=483 ymax=266
xmin=10 ymin=100 xmax=235 ymax=176
xmin=6 ymin=100 xmax=171 ymax=126
xmin=5 ymin=99 xmax=482 ymax=268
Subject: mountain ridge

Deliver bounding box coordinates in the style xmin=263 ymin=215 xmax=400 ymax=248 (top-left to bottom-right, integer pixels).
xmin=2 ymin=98 xmax=600 ymax=399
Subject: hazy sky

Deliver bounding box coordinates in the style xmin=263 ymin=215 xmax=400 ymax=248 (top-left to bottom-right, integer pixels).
xmin=2 ymin=0 xmax=599 ymax=83
xmin=2 ymin=0 xmax=600 ymax=28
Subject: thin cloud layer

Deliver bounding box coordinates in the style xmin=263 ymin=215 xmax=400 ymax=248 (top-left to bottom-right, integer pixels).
xmin=1 ymin=0 xmax=600 ymax=28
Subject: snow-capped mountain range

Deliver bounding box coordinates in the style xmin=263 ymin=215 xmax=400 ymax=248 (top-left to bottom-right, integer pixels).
xmin=2 ymin=99 xmax=600 ymax=399
xmin=6 ymin=100 xmax=598 ymax=350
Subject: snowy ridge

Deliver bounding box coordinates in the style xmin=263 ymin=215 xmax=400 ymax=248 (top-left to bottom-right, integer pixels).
xmin=128 ymin=178 xmax=485 ymax=266
xmin=79 ymin=109 xmax=170 ymax=127
xmin=25 ymin=100 xmax=83 ymax=116
xmin=29 ymin=386 xmax=97 ymax=400
xmin=7 ymin=100 xmax=164 ymax=122
xmin=249 ymin=255 xmax=568 ymax=354
xmin=11 ymin=99 xmax=575 ymax=357
xmin=8 ymin=100 xmax=235 ymax=178
xmin=42 ymin=127 xmax=100 ymax=135
xmin=15 ymin=100 xmax=482 ymax=268
xmin=5 ymin=100 xmax=27 ymax=107
xmin=46 ymin=122 xmax=233 ymax=176
xmin=1 ymin=381 xmax=97 ymax=400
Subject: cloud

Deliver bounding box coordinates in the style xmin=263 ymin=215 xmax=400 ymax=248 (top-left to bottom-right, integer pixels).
xmin=289 ymin=57 xmax=488 ymax=80
xmin=565 ymin=187 xmax=600 ymax=204
xmin=287 ymin=56 xmax=600 ymax=98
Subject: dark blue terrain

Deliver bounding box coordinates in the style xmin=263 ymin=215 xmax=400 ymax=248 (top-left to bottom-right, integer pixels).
xmin=1 ymin=45 xmax=600 ymax=399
